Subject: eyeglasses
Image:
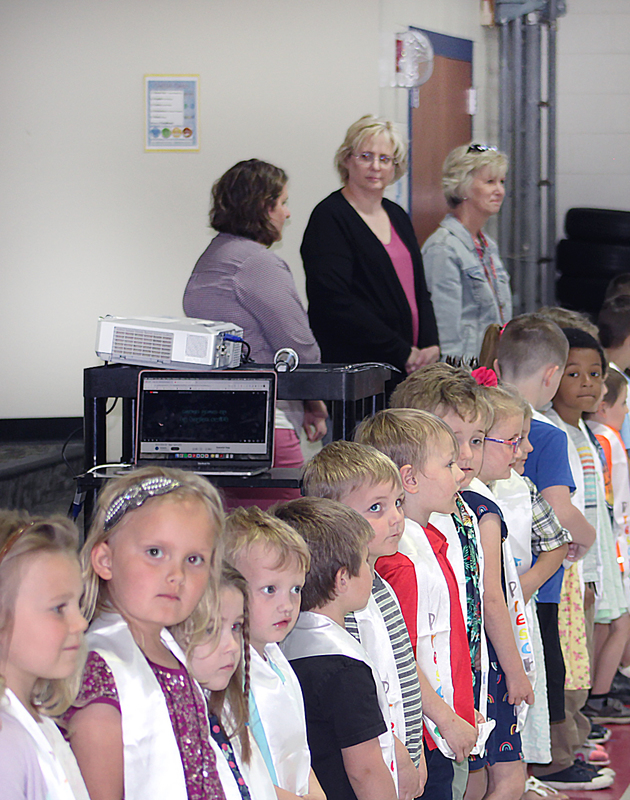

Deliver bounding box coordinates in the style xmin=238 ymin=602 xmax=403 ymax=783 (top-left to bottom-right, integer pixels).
xmin=467 ymin=143 xmax=498 ymax=154
xmin=484 ymin=435 xmax=523 ymax=454
xmin=353 ymin=152 xmax=398 ymax=167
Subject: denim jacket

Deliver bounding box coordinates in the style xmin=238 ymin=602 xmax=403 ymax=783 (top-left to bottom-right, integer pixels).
xmin=422 ymin=214 xmax=512 ymax=360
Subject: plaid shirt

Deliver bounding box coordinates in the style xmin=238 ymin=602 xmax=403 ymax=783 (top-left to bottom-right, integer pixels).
xmin=524 ymin=476 xmax=572 ymax=555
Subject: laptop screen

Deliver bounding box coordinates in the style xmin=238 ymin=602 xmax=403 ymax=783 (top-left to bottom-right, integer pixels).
xmin=136 ymin=370 xmax=276 ymax=468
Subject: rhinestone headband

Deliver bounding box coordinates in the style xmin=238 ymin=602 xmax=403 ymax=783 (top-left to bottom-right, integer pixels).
xmin=0 ymin=522 xmax=35 ymax=565
xmin=103 ymin=476 xmax=183 ymax=532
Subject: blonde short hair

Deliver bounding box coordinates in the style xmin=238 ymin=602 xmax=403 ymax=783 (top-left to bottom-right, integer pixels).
xmin=224 ymin=506 xmax=311 ymax=574
xmin=390 ymin=363 xmax=494 ymax=431
xmin=481 ymin=385 xmax=526 ymax=427
xmin=81 ymin=466 xmax=225 ymax=656
xmin=302 ymin=441 xmax=402 ymax=501
xmin=355 ymin=408 xmax=459 ymax=471
xmin=335 ymin=115 xmax=408 ymax=185
xmin=442 ymin=143 xmax=508 ymax=208
xmin=538 ymin=306 xmax=600 ymax=340
xmin=0 ymin=511 xmax=85 ymax=716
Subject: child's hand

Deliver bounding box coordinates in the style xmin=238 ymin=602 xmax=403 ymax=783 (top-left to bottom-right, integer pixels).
xmin=505 ymin=670 xmax=534 ymax=706
xmin=440 ymin=713 xmax=478 ymax=762
xmin=566 ymin=542 xmax=588 ymax=561
xmin=395 ymin=738 xmax=421 ymax=800
xmin=474 ymin=709 xmax=486 ymax=726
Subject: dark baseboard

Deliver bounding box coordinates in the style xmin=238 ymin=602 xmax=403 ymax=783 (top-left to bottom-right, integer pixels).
xmin=0 ymin=418 xmax=83 ymax=442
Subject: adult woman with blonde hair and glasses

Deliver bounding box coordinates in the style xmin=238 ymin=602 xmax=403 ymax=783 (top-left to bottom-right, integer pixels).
xmin=301 ymin=115 xmax=440 ymax=390
xmin=422 ymin=143 xmax=512 ymax=361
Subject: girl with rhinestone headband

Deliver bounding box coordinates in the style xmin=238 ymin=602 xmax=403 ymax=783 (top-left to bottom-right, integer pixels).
xmin=62 ymin=467 xmax=232 ymax=800
xmin=0 ymin=510 xmax=89 ymax=800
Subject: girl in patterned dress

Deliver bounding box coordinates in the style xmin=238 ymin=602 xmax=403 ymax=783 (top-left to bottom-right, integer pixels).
xmin=190 ymin=564 xmax=276 ymax=800
xmin=63 ymin=467 xmax=227 ymax=800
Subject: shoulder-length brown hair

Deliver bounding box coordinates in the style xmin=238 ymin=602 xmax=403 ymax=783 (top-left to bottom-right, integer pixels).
xmin=210 ymin=159 xmax=287 ymax=247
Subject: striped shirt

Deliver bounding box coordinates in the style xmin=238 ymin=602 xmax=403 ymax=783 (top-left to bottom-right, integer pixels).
xmin=345 ymin=573 xmax=423 ymax=766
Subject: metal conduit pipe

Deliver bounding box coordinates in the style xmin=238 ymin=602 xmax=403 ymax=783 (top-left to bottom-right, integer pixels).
xmin=523 ymin=13 xmax=542 ymax=311
xmin=545 ymin=0 xmax=558 ymax=306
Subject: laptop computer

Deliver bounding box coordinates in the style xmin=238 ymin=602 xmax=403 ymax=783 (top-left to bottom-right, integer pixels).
xmin=135 ymin=369 xmax=276 ymax=476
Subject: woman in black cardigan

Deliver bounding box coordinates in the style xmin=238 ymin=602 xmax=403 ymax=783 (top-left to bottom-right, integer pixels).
xmin=301 ymin=115 xmax=439 ymax=386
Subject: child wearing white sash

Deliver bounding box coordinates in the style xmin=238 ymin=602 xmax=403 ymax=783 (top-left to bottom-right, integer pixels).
xmin=356 ymin=408 xmax=479 ymax=800
xmin=189 ymin=563 xmax=276 ymax=800
xmin=0 ymin=511 xmax=89 ymax=800
xmin=461 ymin=386 xmax=535 ymax=800
xmin=550 ymin=330 xmax=630 ymax=726
xmin=275 ymin=497 xmax=399 ymax=800
xmin=64 ymin=468 xmax=228 ymax=800
xmin=223 ymin=507 xmax=325 ymax=800
xmin=302 ymin=439 xmax=427 ymax=797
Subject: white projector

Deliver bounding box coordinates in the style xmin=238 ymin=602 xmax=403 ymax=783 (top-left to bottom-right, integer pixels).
xmin=96 ymin=315 xmax=244 ymax=370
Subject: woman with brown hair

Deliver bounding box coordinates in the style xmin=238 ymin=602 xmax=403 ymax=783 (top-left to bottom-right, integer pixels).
xmin=183 ymin=159 xmax=327 ymax=506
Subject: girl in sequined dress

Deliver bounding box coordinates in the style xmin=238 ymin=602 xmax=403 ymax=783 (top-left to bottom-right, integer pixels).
xmin=190 ymin=564 xmax=277 ymax=800
xmin=62 ymin=467 xmax=227 ymax=800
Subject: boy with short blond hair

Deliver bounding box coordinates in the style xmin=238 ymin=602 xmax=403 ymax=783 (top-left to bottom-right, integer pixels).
xmin=304 ymin=441 xmax=425 ymax=796
xmin=276 ymin=497 xmax=399 ymax=800
xmin=224 ymin=506 xmax=325 ymax=800
xmin=356 ymin=408 xmax=478 ymax=800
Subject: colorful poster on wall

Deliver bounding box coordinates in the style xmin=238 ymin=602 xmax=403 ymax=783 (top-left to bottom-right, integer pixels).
xmin=145 ymin=75 xmax=199 ymax=151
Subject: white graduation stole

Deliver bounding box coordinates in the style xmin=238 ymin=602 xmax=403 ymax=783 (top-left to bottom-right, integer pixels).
xmin=226 ymin=718 xmax=278 ymax=800
xmin=429 ymin=503 xmax=491 ymax=728
xmin=493 ymin=470 xmax=534 ymax=576
xmin=249 ymin=643 xmax=311 ymax=795
xmin=282 ymin=611 xmax=398 ymax=790
xmin=353 ymin=588 xmax=406 ymax=744
xmin=87 ymin=612 xmax=191 ymax=800
xmin=469 ymin=478 xmax=536 ymax=731
xmin=3 ymin=690 xmax=90 ymax=800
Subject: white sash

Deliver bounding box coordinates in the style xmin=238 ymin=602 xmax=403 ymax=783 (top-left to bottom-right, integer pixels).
xmin=249 ymin=643 xmax=311 ymax=795
xmin=353 ymin=589 xmax=406 ymax=744
xmin=588 ymin=420 xmax=630 ymax=605
xmin=398 ymin=518 xmax=492 ymax=757
xmin=469 ymin=478 xmax=535 ymax=731
xmin=282 ymin=611 xmax=398 ymax=790
xmin=429 ymin=503 xmax=490 ymax=723
xmin=2 ymin=690 xmax=89 ymax=800
xmin=493 ymin=471 xmax=534 ymax=576
xmin=87 ymin=612 xmax=190 ymax=800
xmin=228 ymin=724 xmax=278 ymax=800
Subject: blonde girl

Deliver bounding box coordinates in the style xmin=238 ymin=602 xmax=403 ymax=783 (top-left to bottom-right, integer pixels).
xmin=0 ymin=511 xmax=89 ymax=800
xmin=63 ymin=467 xmax=227 ymax=800
xmin=189 ymin=563 xmax=276 ymax=800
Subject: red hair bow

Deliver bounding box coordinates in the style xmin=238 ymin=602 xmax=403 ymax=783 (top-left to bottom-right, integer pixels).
xmin=471 ymin=366 xmax=498 ymax=387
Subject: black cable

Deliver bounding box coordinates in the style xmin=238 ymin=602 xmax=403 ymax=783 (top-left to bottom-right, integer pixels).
xmin=106 ymin=397 xmax=119 ymax=415
xmin=61 ymin=425 xmax=84 ymax=479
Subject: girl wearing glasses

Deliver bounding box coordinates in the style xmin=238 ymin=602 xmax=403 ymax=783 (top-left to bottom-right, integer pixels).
xmin=301 ymin=115 xmax=439 ymax=392
xmin=422 ymin=143 xmax=512 ymax=362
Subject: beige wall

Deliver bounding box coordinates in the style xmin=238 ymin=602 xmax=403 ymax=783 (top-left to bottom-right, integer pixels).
xmin=557 ymin=0 xmax=630 ymax=230
xmin=0 ymin=0 xmax=494 ymax=419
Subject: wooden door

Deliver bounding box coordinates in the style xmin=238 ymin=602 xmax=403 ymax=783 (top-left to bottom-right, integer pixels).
xmin=409 ymin=30 xmax=473 ymax=247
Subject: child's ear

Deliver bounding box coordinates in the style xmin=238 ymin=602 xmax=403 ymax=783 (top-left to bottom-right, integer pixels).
xmin=91 ymin=541 xmax=114 ymax=580
xmin=399 ymin=464 xmax=420 ymax=494
xmin=542 ymin=363 xmax=560 ymax=387
xmin=335 ymin=567 xmax=349 ymax=595
xmin=493 ymin=358 xmax=501 ymax=377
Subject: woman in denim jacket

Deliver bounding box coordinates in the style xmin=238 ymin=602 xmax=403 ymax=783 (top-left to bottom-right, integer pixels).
xmin=422 ymin=144 xmax=512 ymax=361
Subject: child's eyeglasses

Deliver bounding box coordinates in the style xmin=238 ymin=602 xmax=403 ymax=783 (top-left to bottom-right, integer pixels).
xmin=484 ymin=435 xmax=522 ymax=454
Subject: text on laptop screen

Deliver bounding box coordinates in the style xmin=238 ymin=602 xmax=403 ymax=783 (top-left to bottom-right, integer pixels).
xmin=139 ymin=375 xmax=273 ymax=461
